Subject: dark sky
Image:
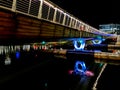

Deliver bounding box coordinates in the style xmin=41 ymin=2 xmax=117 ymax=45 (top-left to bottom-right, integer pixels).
xmin=50 ymin=0 xmax=120 ymax=29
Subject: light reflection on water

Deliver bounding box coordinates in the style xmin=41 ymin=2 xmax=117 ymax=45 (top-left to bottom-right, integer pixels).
xmin=0 ymin=45 xmax=119 ymax=90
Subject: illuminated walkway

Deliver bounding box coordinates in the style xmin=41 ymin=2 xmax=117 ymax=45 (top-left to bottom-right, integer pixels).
xmin=0 ymin=0 xmax=115 ymax=44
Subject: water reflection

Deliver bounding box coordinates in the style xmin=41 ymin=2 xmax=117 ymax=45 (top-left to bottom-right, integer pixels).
xmin=0 ymin=43 xmax=119 ymax=90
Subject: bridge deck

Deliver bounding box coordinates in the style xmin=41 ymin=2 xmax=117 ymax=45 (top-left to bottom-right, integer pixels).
xmin=0 ymin=9 xmax=95 ymax=44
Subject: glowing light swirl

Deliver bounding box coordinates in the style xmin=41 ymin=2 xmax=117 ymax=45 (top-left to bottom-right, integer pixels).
xmin=74 ymin=40 xmax=85 ymax=50
xmin=74 ymin=61 xmax=86 ymax=75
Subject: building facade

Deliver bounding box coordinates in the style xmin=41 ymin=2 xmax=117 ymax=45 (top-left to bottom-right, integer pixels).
xmin=99 ymin=24 xmax=120 ymax=35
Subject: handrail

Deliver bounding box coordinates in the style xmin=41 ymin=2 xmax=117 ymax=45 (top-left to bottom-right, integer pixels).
xmin=0 ymin=0 xmax=109 ymax=36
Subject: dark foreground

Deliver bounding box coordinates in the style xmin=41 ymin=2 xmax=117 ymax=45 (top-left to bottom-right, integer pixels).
xmin=0 ymin=50 xmax=120 ymax=90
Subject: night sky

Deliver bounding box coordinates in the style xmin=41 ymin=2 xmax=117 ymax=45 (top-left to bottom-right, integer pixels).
xmin=50 ymin=0 xmax=120 ymax=29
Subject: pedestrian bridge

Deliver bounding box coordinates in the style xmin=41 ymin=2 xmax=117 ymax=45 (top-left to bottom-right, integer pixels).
xmin=0 ymin=0 xmax=115 ymax=44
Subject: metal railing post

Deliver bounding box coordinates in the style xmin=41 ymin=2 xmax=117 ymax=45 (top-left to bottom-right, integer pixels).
xmin=12 ymin=0 xmax=16 ymax=11
xmin=38 ymin=0 xmax=44 ymax=19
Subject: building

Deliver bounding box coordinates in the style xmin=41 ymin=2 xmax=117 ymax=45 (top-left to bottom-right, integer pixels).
xmin=99 ymin=24 xmax=120 ymax=35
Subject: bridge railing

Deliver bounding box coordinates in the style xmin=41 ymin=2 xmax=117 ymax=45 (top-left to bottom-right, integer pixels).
xmin=0 ymin=0 xmax=108 ymax=36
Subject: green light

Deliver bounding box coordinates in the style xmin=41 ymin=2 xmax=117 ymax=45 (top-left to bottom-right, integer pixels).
xmin=99 ymin=63 xmax=103 ymax=67
xmin=96 ymin=36 xmax=102 ymax=39
xmin=41 ymin=41 xmax=46 ymax=44
xmin=45 ymin=83 xmax=47 ymax=87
